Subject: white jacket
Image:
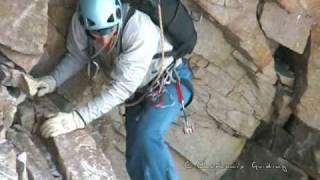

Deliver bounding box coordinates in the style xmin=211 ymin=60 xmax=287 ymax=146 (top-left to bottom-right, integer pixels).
xmin=51 ymin=4 xmax=181 ymax=124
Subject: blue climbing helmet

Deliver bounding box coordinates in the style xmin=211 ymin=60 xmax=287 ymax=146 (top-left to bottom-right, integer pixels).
xmin=78 ymin=0 xmax=122 ymax=36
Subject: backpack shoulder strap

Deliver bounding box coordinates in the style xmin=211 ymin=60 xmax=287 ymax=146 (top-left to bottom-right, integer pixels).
xmin=120 ymin=7 xmax=136 ymax=53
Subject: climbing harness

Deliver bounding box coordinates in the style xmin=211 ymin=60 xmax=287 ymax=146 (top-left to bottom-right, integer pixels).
xmin=123 ymin=0 xmax=194 ymax=134
xmin=124 ymin=1 xmax=166 ymax=107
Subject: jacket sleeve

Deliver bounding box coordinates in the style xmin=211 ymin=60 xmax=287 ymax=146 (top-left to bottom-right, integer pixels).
xmin=51 ymin=12 xmax=90 ymax=86
xmin=76 ymin=13 xmax=160 ymax=124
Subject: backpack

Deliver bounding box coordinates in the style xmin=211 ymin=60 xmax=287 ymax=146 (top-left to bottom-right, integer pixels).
xmin=121 ymin=0 xmax=197 ymax=60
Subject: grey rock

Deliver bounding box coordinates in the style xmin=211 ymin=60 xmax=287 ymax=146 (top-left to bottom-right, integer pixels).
xmin=0 ymin=119 xmax=4 ymax=141
xmin=208 ymin=0 xmax=242 ymax=8
xmin=189 ymin=52 xmax=275 ymax=138
xmin=186 ymin=2 xmax=276 ymax=138
xmin=284 ymin=121 xmax=320 ymax=179
xmin=0 ymin=53 xmax=15 ymax=68
xmin=296 ymin=26 xmax=320 ymax=130
xmin=260 ymin=2 xmax=312 ymax=54
xmin=221 ymin=142 xmax=309 ymax=180
xmin=31 ymin=22 xmax=66 ymax=77
xmin=192 ymin=0 xmax=242 ymax=26
xmin=0 ymin=85 xmax=17 ymax=140
xmin=16 ymin=152 xmax=28 ymax=180
xmin=53 ymin=130 xmax=117 ymax=180
xmin=6 ymin=127 xmax=56 ymax=180
xmin=170 ymin=149 xmax=208 ymax=180
xmin=251 ymin=123 xmax=294 ymax=157
xmin=103 ymin=146 xmax=129 ymax=180
xmin=299 ymin=0 xmax=320 ymax=22
xmin=275 ymin=0 xmax=305 ymax=14
xmin=48 ymin=5 xmax=74 ymax=37
xmin=31 ymin=3 xmax=74 ymax=77
xmin=17 ymin=101 xmax=36 ymax=132
xmin=276 ymin=0 xmax=320 ymax=22
xmin=192 ymin=13 xmax=233 ymax=64
xmin=166 ymin=105 xmax=246 ymax=179
xmin=0 ymin=141 xmax=18 ymax=180
xmin=0 ymin=0 xmax=48 ymax=72
xmin=193 ymin=0 xmax=275 ymax=71
xmin=34 ymin=97 xmax=61 ymax=120
xmin=99 ymin=123 xmax=130 ymax=180
xmin=0 ymin=0 xmax=48 ymax=55
xmin=0 ymin=65 xmax=21 ymax=87
xmin=0 ymin=45 xmax=42 ymax=73
xmin=232 ymin=50 xmax=258 ymax=73
xmin=0 ymin=65 xmax=40 ymax=96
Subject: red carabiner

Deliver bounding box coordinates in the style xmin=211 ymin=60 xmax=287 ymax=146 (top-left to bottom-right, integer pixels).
xmin=176 ymin=79 xmax=194 ymax=134
xmin=175 ymin=79 xmax=184 ymax=105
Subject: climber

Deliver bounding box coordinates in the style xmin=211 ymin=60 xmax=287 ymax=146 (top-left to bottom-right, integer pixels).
xmin=35 ymin=0 xmax=197 ymax=179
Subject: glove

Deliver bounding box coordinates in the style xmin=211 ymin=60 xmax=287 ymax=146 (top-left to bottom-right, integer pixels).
xmin=35 ymin=76 xmax=57 ymax=97
xmin=40 ymin=111 xmax=85 ymax=138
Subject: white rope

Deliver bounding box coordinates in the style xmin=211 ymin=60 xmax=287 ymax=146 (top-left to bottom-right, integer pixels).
xmin=125 ymin=1 xmax=166 ymax=107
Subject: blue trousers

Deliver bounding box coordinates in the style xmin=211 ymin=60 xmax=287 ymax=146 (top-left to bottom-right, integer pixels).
xmin=125 ymin=63 xmax=193 ymax=180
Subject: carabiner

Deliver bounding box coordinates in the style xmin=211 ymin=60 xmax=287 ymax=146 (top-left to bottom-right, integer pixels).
xmin=87 ymin=60 xmax=100 ymax=79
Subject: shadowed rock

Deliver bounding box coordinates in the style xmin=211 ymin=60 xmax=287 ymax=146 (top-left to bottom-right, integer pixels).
xmin=0 ymin=0 xmax=48 ymax=72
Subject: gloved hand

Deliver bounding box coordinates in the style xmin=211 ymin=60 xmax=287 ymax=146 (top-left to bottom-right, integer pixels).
xmin=35 ymin=76 xmax=57 ymax=97
xmin=40 ymin=111 xmax=85 ymax=138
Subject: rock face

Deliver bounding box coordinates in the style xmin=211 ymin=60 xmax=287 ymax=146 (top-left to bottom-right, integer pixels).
xmin=31 ymin=0 xmax=74 ymax=77
xmin=0 ymin=0 xmax=48 ymax=72
xmin=193 ymin=0 xmax=275 ymax=71
xmin=0 ymin=64 xmax=41 ymax=96
xmin=33 ymin=97 xmax=117 ymax=180
xmin=284 ymin=120 xmax=320 ymax=179
xmin=221 ymin=141 xmax=309 ymax=180
xmin=235 ymin=118 xmax=320 ymax=180
xmin=53 ymin=130 xmax=117 ymax=180
xmin=189 ymin=1 xmax=276 ymax=138
xmin=260 ymin=2 xmax=312 ymax=54
xmin=297 ymin=25 xmax=320 ymax=130
xmin=0 ymin=85 xmax=17 ymax=140
xmin=0 ymin=0 xmax=320 ymax=179
xmin=6 ymin=127 xmax=56 ymax=180
xmin=0 ymin=1 xmax=112 ymax=178
xmin=276 ymin=0 xmax=320 ymax=20
xmin=0 ymin=142 xmax=18 ymax=180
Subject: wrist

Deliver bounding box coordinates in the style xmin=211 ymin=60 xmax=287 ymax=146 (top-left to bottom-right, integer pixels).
xmin=72 ymin=111 xmax=86 ymax=128
xmin=47 ymin=75 xmax=57 ymax=89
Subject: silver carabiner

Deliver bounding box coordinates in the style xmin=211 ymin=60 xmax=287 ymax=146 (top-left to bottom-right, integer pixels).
xmin=87 ymin=60 xmax=100 ymax=79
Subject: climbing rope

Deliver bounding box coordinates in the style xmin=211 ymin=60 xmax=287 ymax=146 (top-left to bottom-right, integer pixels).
xmin=124 ymin=1 xmax=166 ymax=107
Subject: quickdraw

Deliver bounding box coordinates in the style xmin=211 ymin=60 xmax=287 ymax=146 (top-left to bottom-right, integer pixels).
xmin=87 ymin=60 xmax=100 ymax=80
xmin=174 ymin=70 xmax=194 ymax=134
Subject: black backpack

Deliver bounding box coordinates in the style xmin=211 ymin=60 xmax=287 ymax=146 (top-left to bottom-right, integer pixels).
xmin=121 ymin=0 xmax=197 ymax=60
